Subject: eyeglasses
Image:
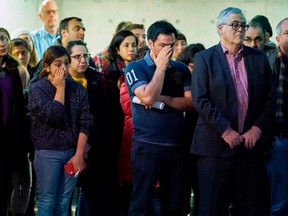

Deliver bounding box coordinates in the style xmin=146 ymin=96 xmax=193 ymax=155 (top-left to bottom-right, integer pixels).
xmin=70 ymin=53 xmax=90 ymax=62
xmin=224 ymin=22 xmax=249 ymax=31
xmin=244 ymin=37 xmax=263 ymax=43
xmin=41 ymin=10 xmax=58 ymax=15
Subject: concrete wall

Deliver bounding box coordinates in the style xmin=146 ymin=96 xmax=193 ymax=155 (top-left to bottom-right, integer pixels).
xmin=0 ymin=0 xmax=287 ymax=56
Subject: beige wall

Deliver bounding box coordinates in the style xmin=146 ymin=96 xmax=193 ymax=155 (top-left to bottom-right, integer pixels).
xmin=1 ymin=0 xmax=287 ymax=56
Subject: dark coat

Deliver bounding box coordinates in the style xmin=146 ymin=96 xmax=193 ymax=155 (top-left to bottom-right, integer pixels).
xmin=191 ymin=43 xmax=276 ymax=157
xmin=0 ymin=55 xmax=29 ymax=169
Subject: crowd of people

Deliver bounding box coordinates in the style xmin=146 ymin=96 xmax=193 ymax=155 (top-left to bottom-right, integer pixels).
xmin=1 ymin=0 xmax=288 ymax=216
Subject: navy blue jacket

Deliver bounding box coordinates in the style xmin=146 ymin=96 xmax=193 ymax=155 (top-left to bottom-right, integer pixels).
xmin=191 ymin=43 xmax=275 ymax=157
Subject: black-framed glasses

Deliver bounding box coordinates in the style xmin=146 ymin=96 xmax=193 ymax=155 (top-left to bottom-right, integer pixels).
xmin=224 ymin=22 xmax=249 ymax=31
xmin=70 ymin=53 xmax=90 ymax=62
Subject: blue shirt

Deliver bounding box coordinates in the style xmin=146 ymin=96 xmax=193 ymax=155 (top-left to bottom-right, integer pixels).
xmin=125 ymin=51 xmax=191 ymax=146
xmin=32 ymin=27 xmax=59 ymax=59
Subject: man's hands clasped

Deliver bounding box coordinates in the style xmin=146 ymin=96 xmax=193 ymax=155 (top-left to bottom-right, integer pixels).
xmin=223 ymin=127 xmax=262 ymax=150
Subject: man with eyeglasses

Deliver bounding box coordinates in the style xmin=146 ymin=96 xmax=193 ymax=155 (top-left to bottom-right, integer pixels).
xmin=191 ymin=7 xmax=275 ymax=216
xmin=244 ymin=21 xmax=266 ymax=51
xmin=244 ymin=20 xmax=275 ymax=54
xmin=31 ymin=0 xmax=59 ymax=59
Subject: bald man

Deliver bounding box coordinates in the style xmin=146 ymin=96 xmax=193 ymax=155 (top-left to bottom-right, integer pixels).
xmin=31 ymin=0 xmax=60 ymax=59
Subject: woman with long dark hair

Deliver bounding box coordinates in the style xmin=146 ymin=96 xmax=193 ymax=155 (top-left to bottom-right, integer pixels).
xmin=83 ymin=30 xmax=138 ymax=216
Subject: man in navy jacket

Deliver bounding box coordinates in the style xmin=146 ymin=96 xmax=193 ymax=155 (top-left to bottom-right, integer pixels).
xmin=191 ymin=7 xmax=275 ymax=216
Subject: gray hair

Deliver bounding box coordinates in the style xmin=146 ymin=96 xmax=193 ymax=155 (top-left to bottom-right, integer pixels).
xmin=276 ymin=18 xmax=288 ymax=36
xmin=216 ymin=7 xmax=246 ymax=34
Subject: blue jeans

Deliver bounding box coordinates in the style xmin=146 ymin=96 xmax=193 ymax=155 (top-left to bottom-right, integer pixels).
xmin=267 ymin=136 xmax=288 ymax=216
xmin=128 ymin=140 xmax=185 ymax=216
xmin=34 ymin=149 xmax=78 ymax=216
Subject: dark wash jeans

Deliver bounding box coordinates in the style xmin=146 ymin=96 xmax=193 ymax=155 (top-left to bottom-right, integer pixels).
xmin=128 ymin=140 xmax=185 ymax=216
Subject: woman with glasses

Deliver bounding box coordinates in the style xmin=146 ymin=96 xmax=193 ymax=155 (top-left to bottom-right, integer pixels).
xmin=67 ymin=40 xmax=91 ymax=87
xmin=66 ymin=39 xmax=102 ymax=216
xmin=28 ymin=45 xmax=94 ymax=216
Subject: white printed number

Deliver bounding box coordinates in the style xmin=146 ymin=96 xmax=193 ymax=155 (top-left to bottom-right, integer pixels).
xmin=126 ymin=69 xmax=138 ymax=85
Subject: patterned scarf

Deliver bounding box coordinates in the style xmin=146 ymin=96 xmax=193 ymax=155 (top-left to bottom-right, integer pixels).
xmin=275 ymin=48 xmax=288 ymax=125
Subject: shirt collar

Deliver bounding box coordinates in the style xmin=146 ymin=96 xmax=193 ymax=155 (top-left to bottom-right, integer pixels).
xmin=40 ymin=26 xmax=59 ymax=37
xmin=221 ymin=43 xmax=244 ymax=56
